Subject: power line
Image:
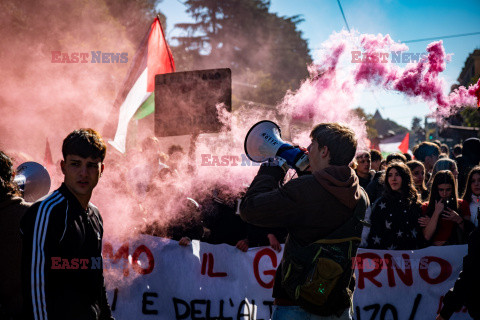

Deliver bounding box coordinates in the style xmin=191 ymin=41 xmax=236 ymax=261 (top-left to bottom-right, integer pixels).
xmin=311 ymin=31 xmax=480 ymax=50
xmin=336 ymin=0 xmax=350 ymax=32
xmin=370 ymin=90 xmax=385 ymax=111
xmin=402 ymin=31 xmax=480 ymax=43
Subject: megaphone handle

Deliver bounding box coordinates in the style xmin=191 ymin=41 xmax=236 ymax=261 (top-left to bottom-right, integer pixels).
xmin=295 ymin=154 xmax=310 ymax=172
xmin=275 ymin=157 xmax=290 ymax=173
xmin=277 ymin=145 xmax=302 ymax=167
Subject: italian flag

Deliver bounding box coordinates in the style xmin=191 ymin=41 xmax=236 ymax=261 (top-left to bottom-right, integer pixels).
xmin=108 ymin=16 xmax=175 ymax=153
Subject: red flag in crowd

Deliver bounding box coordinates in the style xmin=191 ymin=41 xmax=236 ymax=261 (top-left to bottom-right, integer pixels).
xmin=398 ymin=132 xmax=409 ymax=154
xmin=44 ymin=138 xmax=53 ymax=167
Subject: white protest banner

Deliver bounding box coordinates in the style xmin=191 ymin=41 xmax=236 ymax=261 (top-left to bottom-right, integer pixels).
xmin=352 ymin=245 xmax=470 ymax=319
xmin=104 ymin=235 xmax=280 ymax=320
xmin=103 ymin=235 xmax=471 ymax=320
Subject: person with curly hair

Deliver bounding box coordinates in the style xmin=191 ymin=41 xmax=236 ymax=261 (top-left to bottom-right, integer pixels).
xmin=366 ymin=162 xmax=425 ymax=250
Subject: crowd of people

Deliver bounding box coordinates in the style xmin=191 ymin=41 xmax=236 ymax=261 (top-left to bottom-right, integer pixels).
xmin=162 ymin=138 xmax=480 ymax=256
xmin=355 ymin=139 xmax=480 ymax=251
xmin=1 ymin=128 xmax=480 ymax=319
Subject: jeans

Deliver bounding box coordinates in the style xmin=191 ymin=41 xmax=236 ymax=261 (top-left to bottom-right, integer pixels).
xmin=272 ymin=306 xmax=352 ymax=320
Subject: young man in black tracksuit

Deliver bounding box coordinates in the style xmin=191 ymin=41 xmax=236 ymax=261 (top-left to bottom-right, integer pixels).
xmin=20 ymin=129 xmax=114 ymax=320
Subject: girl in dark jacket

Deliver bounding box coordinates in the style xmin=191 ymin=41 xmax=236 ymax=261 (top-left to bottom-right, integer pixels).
xmin=419 ymin=170 xmax=467 ymax=246
xmin=367 ymin=162 xmax=425 ymax=250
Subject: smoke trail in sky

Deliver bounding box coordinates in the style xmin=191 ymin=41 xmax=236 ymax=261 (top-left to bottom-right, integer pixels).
xmin=281 ymin=29 xmax=479 ymax=146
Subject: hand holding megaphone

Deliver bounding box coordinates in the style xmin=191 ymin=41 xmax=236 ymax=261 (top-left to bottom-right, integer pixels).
xmin=275 ymin=144 xmax=310 ymax=172
xmin=244 ymin=120 xmax=309 ymax=172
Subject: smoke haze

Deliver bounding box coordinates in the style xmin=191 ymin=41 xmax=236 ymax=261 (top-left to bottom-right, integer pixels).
xmin=1 ymin=2 xmax=479 ymax=261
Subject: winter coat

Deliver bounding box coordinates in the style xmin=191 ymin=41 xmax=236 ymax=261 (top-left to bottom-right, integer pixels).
xmin=0 ymin=196 xmax=30 ymax=318
xmin=367 ymin=195 xmax=424 ymax=250
xmin=440 ymin=226 xmax=480 ymax=319
xmin=240 ymin=164 xmax=367 ymax=316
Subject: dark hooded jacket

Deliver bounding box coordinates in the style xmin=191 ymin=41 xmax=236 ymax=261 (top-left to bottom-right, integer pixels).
xmin=439 ymin=226 xmax=480 ymax=319
xmin=240 ymin=164 xmax=367 ymax=315
xmin=0 ymin=196 xmax=30 ymax=318
xmin=458 ymin=138 xmax=480 ymax=196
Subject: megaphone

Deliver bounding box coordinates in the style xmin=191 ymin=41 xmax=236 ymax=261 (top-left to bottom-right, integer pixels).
xmin=14 ymin=162 xmax=51 ymax=202
xmin=244 ymin=120 xmax=309 ymax=171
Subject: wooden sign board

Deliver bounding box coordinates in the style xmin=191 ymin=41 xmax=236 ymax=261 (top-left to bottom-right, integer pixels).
xmin=154 ymin=68 xmax=231 ymax=137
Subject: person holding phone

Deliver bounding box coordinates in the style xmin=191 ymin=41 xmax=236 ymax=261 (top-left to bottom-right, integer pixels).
xmin=419 ymin=170 xmax=467 ymax=246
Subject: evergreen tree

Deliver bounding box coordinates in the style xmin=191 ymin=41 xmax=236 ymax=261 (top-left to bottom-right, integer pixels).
xmin=173 ymin=0 xmax=312 ymax=105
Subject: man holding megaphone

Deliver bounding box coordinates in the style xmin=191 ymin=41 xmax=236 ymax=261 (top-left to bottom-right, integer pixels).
xmin=240 ymin=122 xmax=368 ymax=320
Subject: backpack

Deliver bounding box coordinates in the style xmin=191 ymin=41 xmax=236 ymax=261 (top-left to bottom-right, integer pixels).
xmin=279 ymin=189 xmax=368 ymax=316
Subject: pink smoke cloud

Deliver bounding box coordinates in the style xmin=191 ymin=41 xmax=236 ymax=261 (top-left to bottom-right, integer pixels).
xmin=5 ymin=18 xmax=480 ymax=253
xmin=309 ymin=31 xmax=479 ymax=126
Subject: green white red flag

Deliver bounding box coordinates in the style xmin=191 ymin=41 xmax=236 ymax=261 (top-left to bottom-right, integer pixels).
xmin=108 ymin=17 xmax=175 ymax=153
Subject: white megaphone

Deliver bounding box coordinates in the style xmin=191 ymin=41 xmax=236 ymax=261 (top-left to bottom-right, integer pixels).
xmin=14 ymin=162 xmax=51 ymax=202
xmin=244 ymin=120 xmax=309 ymax=172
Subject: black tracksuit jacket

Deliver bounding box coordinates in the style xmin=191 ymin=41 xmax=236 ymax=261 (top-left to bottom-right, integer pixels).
xmin=20 ymin=184 xmax=114 ymax=320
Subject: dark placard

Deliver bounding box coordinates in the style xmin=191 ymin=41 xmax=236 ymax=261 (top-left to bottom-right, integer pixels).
xmin=154 ymin=68 xmax=231 ymax=137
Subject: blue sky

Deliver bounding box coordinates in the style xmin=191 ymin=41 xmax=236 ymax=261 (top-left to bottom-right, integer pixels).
xmin=158 ymin=0 xmax=480 ymax=129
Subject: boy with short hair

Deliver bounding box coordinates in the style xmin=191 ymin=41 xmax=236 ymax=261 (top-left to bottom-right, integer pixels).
xmin=21 ymin=129 xmax=114 ymax=320
xmin=241 ymin=123 xmax=368 ymax=319
xmin=370 ymin=149 xmax=383 ymax=172
xmin=354 ymin=150 xmax=373 ymax=189
xmin=412 ymin=141 xmax=441 ymax=173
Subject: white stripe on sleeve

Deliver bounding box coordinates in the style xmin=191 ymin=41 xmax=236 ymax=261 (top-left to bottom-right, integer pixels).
xmin=31 ymin=192 xmax=63 ymax=320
